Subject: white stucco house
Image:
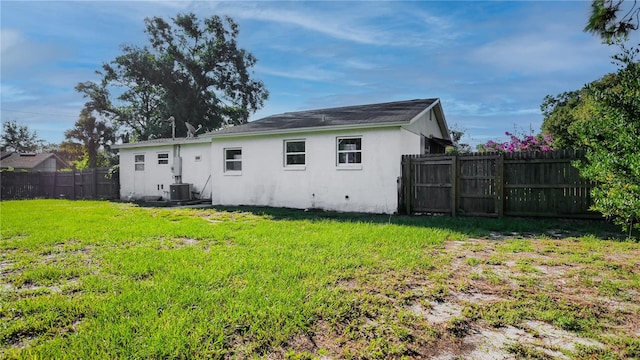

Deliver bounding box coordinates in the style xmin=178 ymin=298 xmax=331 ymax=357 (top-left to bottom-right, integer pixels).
xmin=113 ymin=98 xmax=451 ymax=214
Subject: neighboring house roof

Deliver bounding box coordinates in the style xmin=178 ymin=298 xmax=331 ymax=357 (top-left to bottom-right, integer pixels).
xmin=113 ymin=98 xmax=450 ymax=149
xmin=0 ymin=152 xmax=68 ymax=170
xmin=210 ymin=98 xmax=444 ymax=137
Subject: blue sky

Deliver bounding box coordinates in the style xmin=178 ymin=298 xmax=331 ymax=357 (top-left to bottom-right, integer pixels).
xmin=0 ymin=1 xmax=628 ymax=147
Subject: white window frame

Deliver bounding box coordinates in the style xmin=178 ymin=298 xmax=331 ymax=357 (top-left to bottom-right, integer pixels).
xmin=224 ymin=148 xmax=242 ymax=175
xmin=134 ymin=154 xmax=145 ymax=171
xmin=284 ymin=139 xmax=306 ymax=169
xmin=336 ymin=136 xmax=362 ymax=169
xmin=157 ymin=152 xmax=169 ymax=165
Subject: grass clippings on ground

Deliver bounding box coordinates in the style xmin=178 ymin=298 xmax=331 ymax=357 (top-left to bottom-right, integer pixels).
xmin=0 ymin=200 xmax=638 ymax=359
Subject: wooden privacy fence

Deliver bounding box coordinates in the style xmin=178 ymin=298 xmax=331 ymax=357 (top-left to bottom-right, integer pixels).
xmin=400 ymin=150 xmax=597 ymax=218
xmin=0 ymin=168 xmax=119 ymax=200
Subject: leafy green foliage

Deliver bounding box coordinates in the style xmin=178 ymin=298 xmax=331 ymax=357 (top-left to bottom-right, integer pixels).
xmin=540 ymin=91 xmax=583 ymax=149
xmin=0 ymin=120 xmax=43 ymax=153
xmin=571 ymin=48 xmax=640 ymax=236
xmin=541 ymin=3 xmax=639 ymax=235
xmin=40 ymin=142 xmax=83 ymax=169
xmin=92 ymin=46 xmax=166 ymax=142
xmin=541 ymin=73 xmax=622 ymax=150
xmin=77 ymin=13 xmax=268 ymax=141
xmin=64 ymin=108 xmax=116 ymax=168
xmin=446 ymin=124 xmax=472 ymax=154
xmin=585 ymin=0 xmax=640 ymax=44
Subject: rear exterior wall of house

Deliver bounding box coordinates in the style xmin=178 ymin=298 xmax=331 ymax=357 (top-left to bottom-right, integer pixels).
xmin=209 ymin=127 xmax=422 ymax=214
xmin=119 ymin=143 xmax=211 ymax=200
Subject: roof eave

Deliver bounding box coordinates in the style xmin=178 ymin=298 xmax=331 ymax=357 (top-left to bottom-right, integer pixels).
xmin=112 ymin=136 xmax=214 ymax=149
xmin=406 ymin=98 xmax=439 ymax=126
xmin=210 ymin=120 xmax=408 ymax=139
xmin=405 ymin=99 xmax=452 ymax=141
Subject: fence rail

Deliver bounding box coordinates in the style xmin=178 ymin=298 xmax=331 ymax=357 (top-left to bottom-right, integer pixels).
xmin=400 ymin=150 xmax=598 ymax=219
xmin=0 ymin=168 xmax=119 ymax=200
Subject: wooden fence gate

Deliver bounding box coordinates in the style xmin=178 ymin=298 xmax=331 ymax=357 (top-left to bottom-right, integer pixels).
xmin=400 ymin=150 xmax=597 ymax=218
xmin=0 ymin=168 xmax=119 ymax=200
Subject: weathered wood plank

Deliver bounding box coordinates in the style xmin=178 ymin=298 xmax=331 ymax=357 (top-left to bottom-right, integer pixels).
xmin=401 ymin=150 xmax=595 ymax=219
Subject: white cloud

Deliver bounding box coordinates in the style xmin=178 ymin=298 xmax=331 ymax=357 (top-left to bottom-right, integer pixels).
xmin=210 ymin=2 xmax=455 ymax=47
xmin=467 ymin=4 xmax=621 ymax=76
xmin=442 ymin=97 xmax=541 ymax=118
xmin=0 ymin=84 xmax=39 ymax=102
xmin=342 ymin=59 xmax=378 ymax=71
xmin=256 ymin=64 xmax=340 ymax=82
xmin=0 ymin=29 xmax=22 ymax=53
xmin=0 ymin=28 xmax=66 ymax=76
xmin=472 ymin=33 xmax=611 ymax=75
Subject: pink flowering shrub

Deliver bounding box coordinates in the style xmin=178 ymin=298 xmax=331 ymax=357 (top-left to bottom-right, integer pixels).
xmin=478 ymin=132 xmax=554 ymax=153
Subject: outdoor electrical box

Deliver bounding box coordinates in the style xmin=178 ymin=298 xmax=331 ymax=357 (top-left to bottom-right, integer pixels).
xmin=171 ymin=157 xmax=182 ymax=176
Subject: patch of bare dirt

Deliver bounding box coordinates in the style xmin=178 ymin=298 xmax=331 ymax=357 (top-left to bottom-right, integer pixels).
xmin=336 ymin=278 xmax=357 ymax=290
xmin=410 ymin=301 xmax=463 ymax=324
xmin=0 ymin=261 xmax=13 ymax=272
xmin=179 ymin=237 xmax=199 ymax=246
xmin=455 ymin=291 xmax=503 ymax=303
xmin=524 ymin=320 xmax=604 ymax=352
xmin=275 ymin=237 xmax=639 ymax=359
xmin=271 ymin=321 xmax=337 ymax=359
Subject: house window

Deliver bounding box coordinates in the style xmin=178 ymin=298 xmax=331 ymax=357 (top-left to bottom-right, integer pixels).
xmin=224 ymin=148 xmax=242 ymax=172
xmin=284 ymin=140 xmax=305 ymax=167
xmin=157 ymin=153 xmax=169 ymax=165
xmin=134 ymin=154 xmax=145 ymax=171
xmin=337 ymin=137 xmax=361 ymax=165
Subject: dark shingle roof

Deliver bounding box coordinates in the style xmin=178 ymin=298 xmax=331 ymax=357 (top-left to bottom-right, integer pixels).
xmin=112 ymin=98 xmax=445 ymax=149
xmin=211 ymin=98 xmax=438 ymax=136
xmin=0 ymin=153 xmax=66 ymax=169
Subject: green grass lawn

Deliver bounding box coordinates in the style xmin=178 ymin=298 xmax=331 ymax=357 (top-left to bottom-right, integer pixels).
xmin=1 ymin=200 xmax=638 ymax=359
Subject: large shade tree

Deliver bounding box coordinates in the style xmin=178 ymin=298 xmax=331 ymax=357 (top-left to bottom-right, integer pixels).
xmin=65 ymin=108 xmax=116 ymax=168
xmin=78 ymin=13 xmax=268 ymax=141
xmin=1 ymin=120 xmax=43 ymax=153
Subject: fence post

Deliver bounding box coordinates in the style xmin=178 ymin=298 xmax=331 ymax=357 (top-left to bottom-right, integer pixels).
xmin=495 ymin=154 xmax=504 ymax=217
xmin=93 ymin=168 xmax=98 ymax=199
xmin=403 ymin=155 xmax=413 ymax=215
xmin=37 ymin=172 xmax=44 ymax=198
xmin=72 ymin=170 xmax=77 ymax=199
xmin=451 ymin=155 xmax=458 ymax=217
xmin=398 ymin=157 xmax=405 ymax=214
xmin=53 ymin=171 xmax=58 ymax=198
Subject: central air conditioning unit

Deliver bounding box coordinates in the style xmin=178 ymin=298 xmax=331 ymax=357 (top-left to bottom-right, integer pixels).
xmin=170 ymin=183 xmax=192 ymax=201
